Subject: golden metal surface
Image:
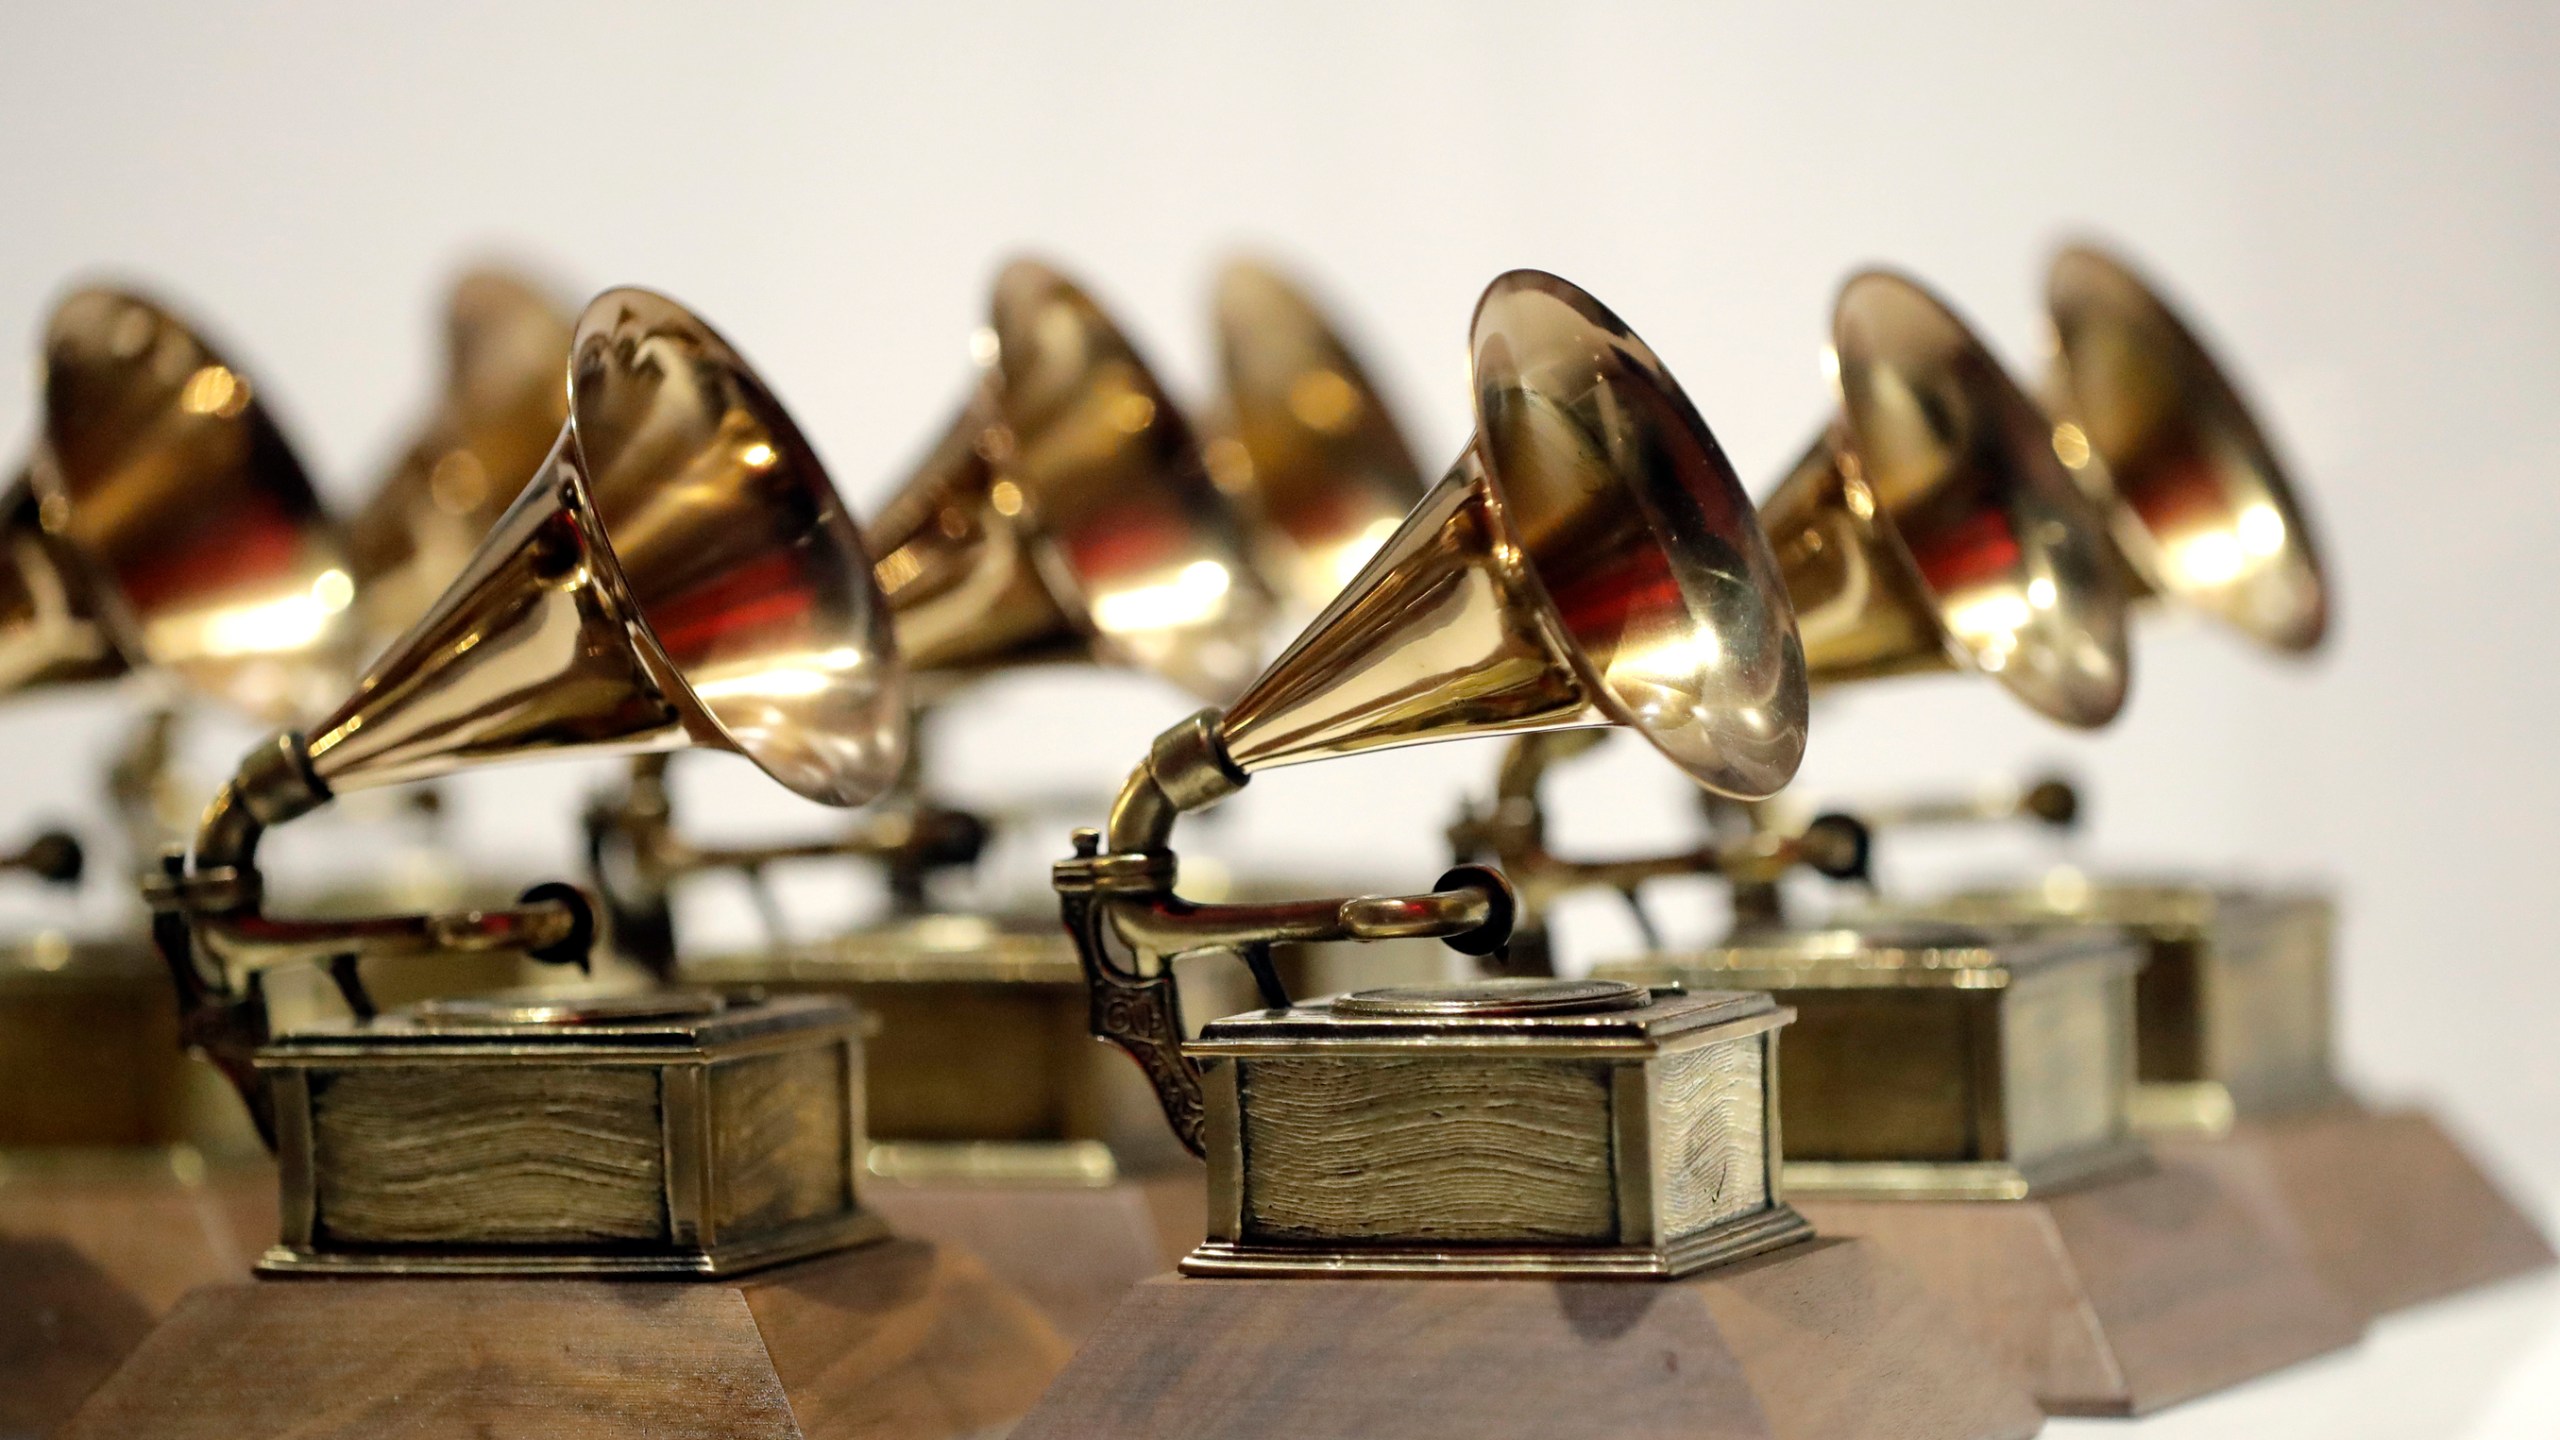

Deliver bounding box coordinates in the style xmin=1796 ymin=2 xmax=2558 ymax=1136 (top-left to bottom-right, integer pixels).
xmin=148 ymin=287 xmax=907 ymax=1144
xmin=1913 ymin=877 xmax=2340 ymax=1135
xmin=1202 ymin=257 xmax=1424 ymax=615
xmin=302 ymin=286 xmax=905 ymax=804
xmin=9 ymin=287 xmax=356 ymax=720
xmin=1444 ymin=272 xmax=2132 ymax=956
xmin=1183 ymin=982 xmax=1805 ymax=1278
xmin=865 ymin=1139 xmax=1120 ymax=1187
xmin=348 ymin=267 xmax=575 ymax=648
xmin=1058 ymin=269 xmax=1808 ymax=1156
xmin=870 ymin=258 xmax=1271 ymax=700
xmin=2044 ymin=244 xmax=2328 ymax=652
xmin=1765 ymin=270 xmax=2130 ymax=726
xmin=257 ymin=992 xmax=879 ymax=1276
xmin=1601 ymin=922 xmax=2150 ymax=1201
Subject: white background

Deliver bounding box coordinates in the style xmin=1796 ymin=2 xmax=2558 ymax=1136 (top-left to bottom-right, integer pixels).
xmin=1 ymin=6 xmax=2554 ymax=1431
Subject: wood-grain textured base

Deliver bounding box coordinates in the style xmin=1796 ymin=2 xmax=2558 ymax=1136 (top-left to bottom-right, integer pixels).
xmin=0 ymin=1156 xmax=274 ymax=1438
xmin=1797 ymin=1151 xmax=2362 ymax=1416
xmin=53 ymin=1238 xmax=1071 ymax=1440
xmin=1011 ymin=1237 xmax=2044 ymax=1440
xmin=2160 ymin=1101 xmax=2554 ymax=1319
xmin=868 ymin=1171 xmax=1205 ymax=1343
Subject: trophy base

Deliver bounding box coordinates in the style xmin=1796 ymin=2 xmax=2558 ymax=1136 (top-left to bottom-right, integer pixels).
xmin=868 ymin=1166 xmax=1207 ymax=1342
xmin=1011 ymin=1236 xmax=2042 ymax=1440
xmin=2159 ymin=1099 xmax=2553 ymax=1318
xmin=1794 ymin=1149 xmax=2361 ymax=1416
xmin=1182 ymin=1204 xmax=1815 ymax=1279
xmin=0 ymin=1149 xmax=274 ymax=1438
xmin=55 ymin=1237 xmax=1070 ymax=1440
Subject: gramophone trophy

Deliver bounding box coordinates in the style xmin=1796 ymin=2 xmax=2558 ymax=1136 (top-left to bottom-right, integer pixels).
xmin=0 ymin=286 xmax=361 ymax=1436
xmin=1573 ymin=271 xmax=2359 ymax=1415
xmin=59 ymin=287 xmax=1066 ymax=1440
xmin=1016 ymin=270 xmax=2042 ymax=1440
xmin=582 ymin=259 xmax=1316 ymax=1339
xmin=1897 ymin=244 xmax=2551 ymax=1317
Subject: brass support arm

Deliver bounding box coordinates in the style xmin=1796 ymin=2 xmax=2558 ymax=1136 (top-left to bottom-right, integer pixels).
xmin=1843 ymin=772 xmax=2080 ymax=833
xmin=1057 ymin=710 xmax=1515 ymax=1156
xmin=1450 ymin=734 xmax=1868 ymax=955
xmin=584 ymin=753 xmax=989 ymax=979
xmin=146 ymin=731 xmax=596 ymax=1147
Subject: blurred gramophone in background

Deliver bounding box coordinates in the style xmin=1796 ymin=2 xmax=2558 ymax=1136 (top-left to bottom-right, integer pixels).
xmin=0 ymin=284 xmax=359 ymax=1434
xmin=1869 ymin=246 xmax=2553 ymax=1323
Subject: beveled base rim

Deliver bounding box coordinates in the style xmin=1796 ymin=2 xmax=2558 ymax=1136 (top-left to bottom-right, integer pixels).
xmin=1178 ymin=1203 xmax=1813 ymax=1279
xmin=1782 ymin=1139 xmax=2152 ymax=1202
xmin=256 ymin=1208 xmax=890 ymax=1279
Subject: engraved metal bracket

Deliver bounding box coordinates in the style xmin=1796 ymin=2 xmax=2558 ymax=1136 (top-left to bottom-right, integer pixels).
xmin=145 ymin=730 xmax=595 ymax=1146
xmin=1055 ymin=710 xmax=1514 ymax=1156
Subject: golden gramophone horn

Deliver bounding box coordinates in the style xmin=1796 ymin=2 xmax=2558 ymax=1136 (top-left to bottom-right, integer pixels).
xmin=1760 ymin=269 xmax=2132 ymax=727
xmin=867 ymin=258 xmax=1273 ymax=700
xmin=1058 ymin=268 xmax=1809 ymax=1153
xmin=2045 ymin=243 xmax=2329 ymax=652
xmin=287 ymin=286 xmax=906 ymax=805
xmin=347 ymin=266 xmax=576 ymax=648
xmin=1202 ymin=257 xmax=1425 ymax=613
xmin=17 ymin=287 xmax=356 ymax=721
xmin=1206 ymin=271 xmax=1809 ymax=791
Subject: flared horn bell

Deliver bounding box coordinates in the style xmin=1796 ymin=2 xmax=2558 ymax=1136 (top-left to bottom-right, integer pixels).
xmin=2045 ymin=244 xmax=2329 ymax=652
xmin=1760 ymin=270 xmax=2131 ymax=728
xmin=1211 ymin=269 xmax=1809 ymax=802
xmin=1203 ymin=257 xmax=1426 ymax=614
xmin=348 ymin=267 xmax=576 ymax=649
xmin=0 ymin=481 xmax=131 ymax=695
xmin=291 ymin=287 xmax=907 ymax=807
xmin=23 ymin=287 xmax=357 ymax=722
xmin=866 ymin=258 xmax=1273 ymax=701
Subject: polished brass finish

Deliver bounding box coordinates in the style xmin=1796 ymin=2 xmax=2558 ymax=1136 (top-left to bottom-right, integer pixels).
xmin=871 ymin=258 xmax=1272 ymax=700
xmin=1601 ymin=922 xmax=2149 ymax=1200
xmin=1185 ymin=981 xmax=1806 ymax=1277
xmin=584 ymin=262 xmax=1272 ymax=973
xmin=148 ymin=287 xmax=907 ymax=1141
xmin=1058 ymin=269 xmax=1809 ymax=1156
xmin=2044 ymin=244 xmax=2328 ymax=652
xmin=1202 ymin=257 xmax=1425 ymax=614
xmin=1767 ymin=270 xmax=2129 ymax=725
xmin=348 ymin=267 xmax=575 ymax=647
xmin=1447 ymin=271 xmax=2128 ymax=955
xmin=257 ymin=991 xmax=881 ymax=1275
xmin=1915 ymin=878 xmax=2339 ymax=1136
xmin=19 ymin=287 xmax=357 ymax=722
